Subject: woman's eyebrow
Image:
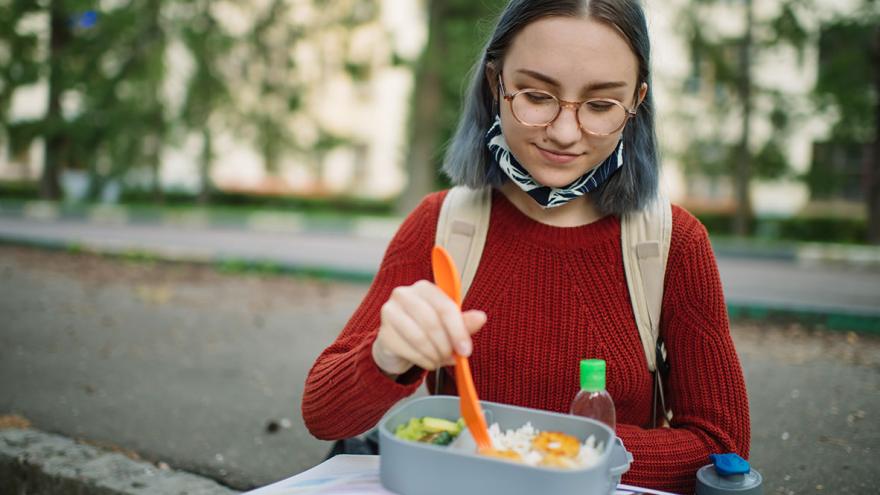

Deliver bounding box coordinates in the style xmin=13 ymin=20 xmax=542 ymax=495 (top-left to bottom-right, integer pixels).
xmin=515 ymin=68 xmax=628 ymax=92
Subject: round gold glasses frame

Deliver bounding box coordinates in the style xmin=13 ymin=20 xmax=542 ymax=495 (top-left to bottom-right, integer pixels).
xmin=498 ymin=74 xmax=638 ymax=137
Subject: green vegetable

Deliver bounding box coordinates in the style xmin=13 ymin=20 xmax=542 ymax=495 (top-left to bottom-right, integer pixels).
xmin=394 ymin=418 xmax=426 ymax=442
xmin=431 ymin=431 xmax=454 ymax=446
xmin=422 ymin=417 xmax=461 ymax=435
xmin=394 ymin=416 xmax=462 ymax=445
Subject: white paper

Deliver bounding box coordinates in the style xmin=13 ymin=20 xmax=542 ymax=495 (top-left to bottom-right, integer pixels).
xmin=616 ymin=484 xmax=681 ymax=495
xmin=244 ymin=455 xmax=679 ymax=495
xmin=243 ymin=455 xmax=392 ymax=495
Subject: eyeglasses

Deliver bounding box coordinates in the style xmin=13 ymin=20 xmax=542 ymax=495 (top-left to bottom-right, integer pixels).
xmin=498 ymin=73 xmax=637 ymax=136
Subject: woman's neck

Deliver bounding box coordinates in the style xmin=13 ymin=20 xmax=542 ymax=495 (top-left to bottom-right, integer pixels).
xmin=498 ymin=181 xmax=605 ymax=227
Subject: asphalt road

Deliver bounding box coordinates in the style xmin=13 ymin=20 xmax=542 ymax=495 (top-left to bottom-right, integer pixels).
xmin=1 ymin=245 xmax=878 ymax=494
xmin=0 ymin=217 xmax=879 ymax=318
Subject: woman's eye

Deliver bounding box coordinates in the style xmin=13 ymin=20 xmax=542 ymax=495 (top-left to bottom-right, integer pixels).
xmin=586 ymin=101 xmax=615 ymax=112
xmin=524 ymin=92 xmax=554 ymax=104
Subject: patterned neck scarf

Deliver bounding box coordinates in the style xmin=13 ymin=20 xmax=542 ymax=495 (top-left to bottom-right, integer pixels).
xmin=485 ymin=114 xmax=624 ymax=209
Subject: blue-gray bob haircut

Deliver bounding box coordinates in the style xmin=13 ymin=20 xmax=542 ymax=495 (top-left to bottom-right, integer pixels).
xmin=441 ymin=0 xmax=659 ymax=216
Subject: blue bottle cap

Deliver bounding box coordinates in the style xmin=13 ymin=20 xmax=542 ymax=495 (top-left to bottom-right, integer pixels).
xmin=696 ymin=453 xmax=763 ymax=495
xmin=710 ymin=453 xmax=750 ymax=476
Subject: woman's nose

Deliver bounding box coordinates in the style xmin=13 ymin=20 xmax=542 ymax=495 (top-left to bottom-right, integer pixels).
xmin=545 ymin=105 xmax=582 ymax=147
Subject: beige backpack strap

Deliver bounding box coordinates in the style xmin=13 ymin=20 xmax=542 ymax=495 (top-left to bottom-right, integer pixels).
xmin=435 ymin=186 xmax=492 ymax=299
xmin=432 ymin=186 xmax=491 ymax=395
xmin=621 ymin=194 xmax=671 ymax=371
xmin=621 ymin=194 xmax=672 ymax=426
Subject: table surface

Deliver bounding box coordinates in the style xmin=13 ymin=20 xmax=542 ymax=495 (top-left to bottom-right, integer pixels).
xmin=244 ymin=455 xmax=679 ymax=495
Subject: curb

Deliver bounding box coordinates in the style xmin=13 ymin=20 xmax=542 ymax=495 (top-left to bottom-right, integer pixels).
xmin=0 ymin=235 xmax=378 ymax=284
xmin=0 ymin=428 xmax=239 ymax=495
xmin=2 ymin=199 xmax=403 ymax=240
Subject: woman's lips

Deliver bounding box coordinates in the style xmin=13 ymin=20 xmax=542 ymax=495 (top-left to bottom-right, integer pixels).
xmin=536 ymin=145 xmax=580 ymax=164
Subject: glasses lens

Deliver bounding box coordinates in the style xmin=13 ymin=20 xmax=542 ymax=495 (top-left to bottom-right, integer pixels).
xmin=578 ymin=100 xmax=627 ymax=135
xmin=511 ymin=91 xmax=559 ymax=126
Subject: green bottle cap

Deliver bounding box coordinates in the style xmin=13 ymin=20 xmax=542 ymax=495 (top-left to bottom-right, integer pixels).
xmin=580 ymin=359 xmax=606 ymax=392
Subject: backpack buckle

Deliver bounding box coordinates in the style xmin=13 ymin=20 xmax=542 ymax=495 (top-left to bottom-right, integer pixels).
xmin=655 ymin=337 xmax=670 ymax=376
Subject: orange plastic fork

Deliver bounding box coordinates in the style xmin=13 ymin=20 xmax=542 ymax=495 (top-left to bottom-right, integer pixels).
xmin=431 ymin=245 xmax=493 ymax=453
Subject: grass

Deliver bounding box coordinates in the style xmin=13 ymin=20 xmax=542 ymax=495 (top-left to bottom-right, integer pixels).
xmin=727 ymin=304 xmax=880 ymax=335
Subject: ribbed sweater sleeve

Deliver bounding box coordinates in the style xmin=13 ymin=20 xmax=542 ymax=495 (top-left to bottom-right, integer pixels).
xmin=300 ymin=192 xmax=444 ymax=440
xmin=617 ymin=207 xmax=750 ymax=494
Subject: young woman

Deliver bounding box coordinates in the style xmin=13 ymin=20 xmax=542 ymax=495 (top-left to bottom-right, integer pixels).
xmin=302 ymin=1 xmax=750 ymax=493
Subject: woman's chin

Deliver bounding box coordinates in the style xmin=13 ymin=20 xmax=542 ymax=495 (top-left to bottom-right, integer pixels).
xmin=522 ymin=158 xmax=597 ymax=189
xmin=526 ymin=170 xmax=584 ymax=189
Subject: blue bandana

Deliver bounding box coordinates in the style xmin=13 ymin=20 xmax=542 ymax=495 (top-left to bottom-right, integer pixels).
xmin=485 ymin=115 xmax=624 ymax=209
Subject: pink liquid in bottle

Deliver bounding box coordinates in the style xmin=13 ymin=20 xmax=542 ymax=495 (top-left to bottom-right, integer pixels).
xmin=570 ymin=359 xmax=616 ymax=432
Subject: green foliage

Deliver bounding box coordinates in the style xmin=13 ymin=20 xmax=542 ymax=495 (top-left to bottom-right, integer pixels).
xmin=0 ymin=0 xmax=43 ymax=138
xmin=681 ymin=139 xmax=732 ymax=177
xmin=414 ymin=0 xmax=508 ymax=190
xmin=680 ymin=0 xmax=810 ymax=192
xmin=805 ymin=2 xmax=877 ymax=211
xmin=1 ymin=0 xmax=385 ymax=201
xmin=0 ymin=179 xmax=39 ymax=199
xmin=681 ymin=134 xmax=790 ymax=180
xmin=803 ymin=140 xmax=868 ymax=200
xmin=0 ymin=0 xmax=173 ymax=199
xmin=776 ymin=215 xmax=867 ymax=243
xmin=753 ymin=138 xmax=790 ymax=179
xmin=813 ymin=16 xmax=877 ymax=142
xmin=764 ymin=0 xmax=812 ymax=61
xmin=120 ymin=187 xmax=395 ymax=216
xmin=696 ymin=211 xmax=867 ymax=244
xmin=178 ymin=2 xmax=233 ymax=129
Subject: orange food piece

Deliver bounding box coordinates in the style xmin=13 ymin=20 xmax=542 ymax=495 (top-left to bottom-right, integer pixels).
xmin=532 ymin=431 xmax=581 ymax=458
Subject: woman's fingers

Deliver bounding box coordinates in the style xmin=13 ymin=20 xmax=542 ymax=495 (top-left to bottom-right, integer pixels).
xmin=396 ymin=284 xmax=453 ymax=361
xmin=381 ymin=297 xmax=443 ymax=365
xmin=373 ymin=281 xmax=490 ymax=376
xmin=379 ymin=331 xmax=436 ymax=372
xmin=462 ymin=310 xmax=488 ymax=335
xmin=416 ymin=281 xmax=474 ymax=357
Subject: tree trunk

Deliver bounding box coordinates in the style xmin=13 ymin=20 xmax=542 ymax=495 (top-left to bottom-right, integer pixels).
xmin=86 ymin=163 xmax=103 ymax=201
xmin=868 ymin=24 xmax=880 ymax=244
xmin=148 ymin=1 xmax=165 ymax=205
xmin=40 ymin=1 xmax=69 ymax=200
xmin=733 ymin=0 xmax=754 ymax=237
xmin=198 ymin=128 xmax=213 ymax=204
xmin=148 ymin=129 xmax=164 ymax=204
xmin=149 ymin=144 xmax=165 ymax=204
xmin=396 ymin=0 xmax=446 ymax=215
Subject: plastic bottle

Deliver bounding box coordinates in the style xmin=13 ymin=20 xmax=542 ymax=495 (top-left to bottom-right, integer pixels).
xmin=569 ymin=359 xmax=616 ymax=431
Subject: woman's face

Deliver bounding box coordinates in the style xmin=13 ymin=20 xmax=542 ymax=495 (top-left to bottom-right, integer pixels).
xmin=494 ymin=16 xmax=647 ymax=189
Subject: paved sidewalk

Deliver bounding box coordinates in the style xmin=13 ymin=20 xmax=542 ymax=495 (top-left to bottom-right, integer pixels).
xmin=1 ymin=214 xmax=878 ymax=331
xmin=2 ymin=246 xmax=878 ymax=494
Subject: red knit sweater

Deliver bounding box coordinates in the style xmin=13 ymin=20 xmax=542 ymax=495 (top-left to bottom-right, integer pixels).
xmin=302 ymin=189 xmax=750 ymax=494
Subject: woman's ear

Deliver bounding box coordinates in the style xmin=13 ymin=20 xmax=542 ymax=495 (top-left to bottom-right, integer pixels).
xmin=485 ymin=62 xmax=499 ymax=101
xmin=637 ymin=82 xmax=648 ymax=107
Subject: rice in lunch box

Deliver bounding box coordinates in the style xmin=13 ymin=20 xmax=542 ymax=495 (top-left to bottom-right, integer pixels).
xmin=487 ymin=422 xmax=604 ymax=469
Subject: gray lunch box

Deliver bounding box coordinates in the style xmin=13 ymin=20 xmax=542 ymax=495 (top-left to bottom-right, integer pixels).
xmin=378 ymin=396 xmax=632 ymax=495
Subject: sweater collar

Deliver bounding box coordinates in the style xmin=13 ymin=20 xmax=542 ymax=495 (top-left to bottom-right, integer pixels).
xmin=491 ymin=188 xmax=620 ymax=250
